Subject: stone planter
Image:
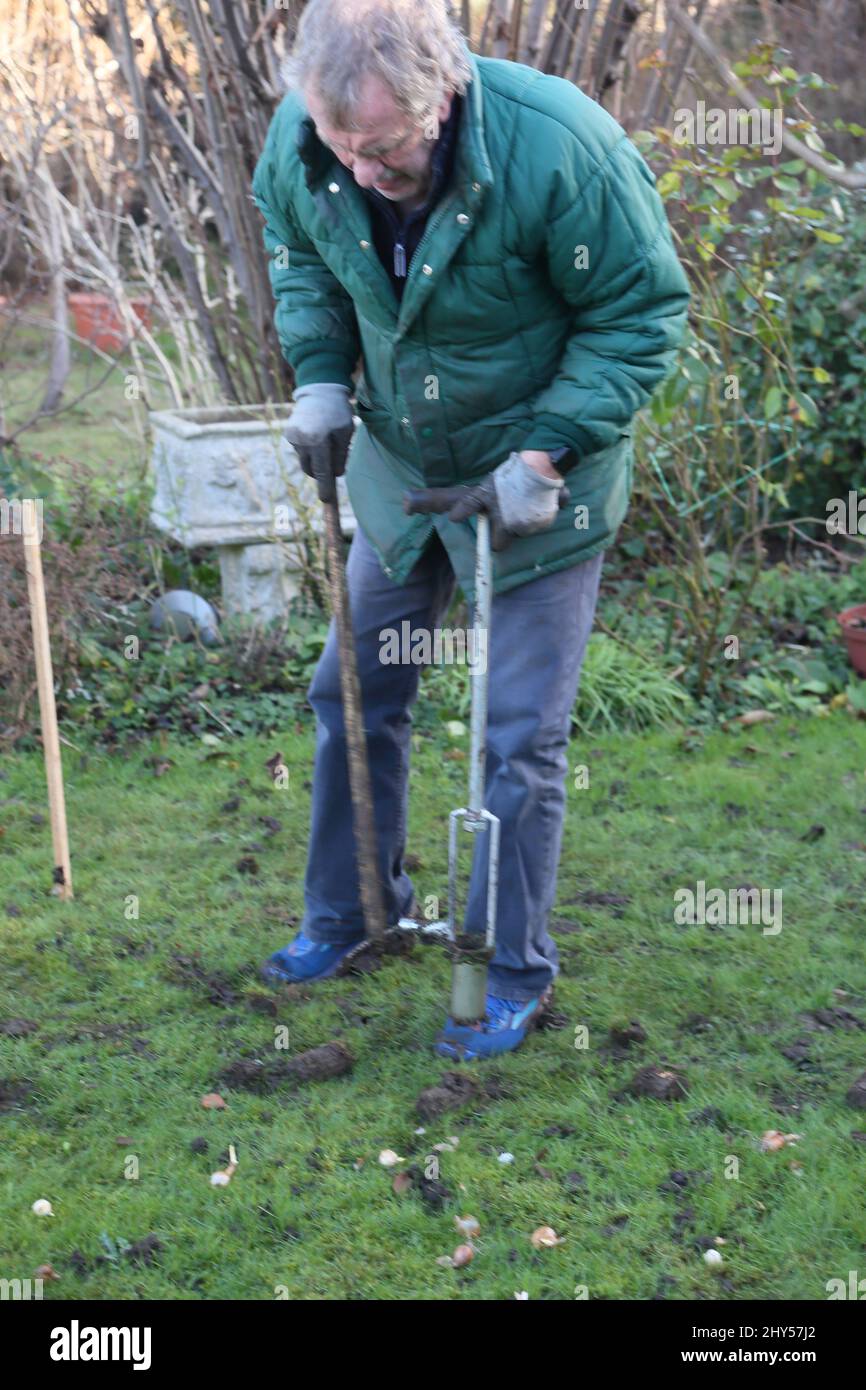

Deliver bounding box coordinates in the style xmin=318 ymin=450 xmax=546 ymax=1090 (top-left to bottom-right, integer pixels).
xmin=148 ymin=404 xmax=356 ymax=623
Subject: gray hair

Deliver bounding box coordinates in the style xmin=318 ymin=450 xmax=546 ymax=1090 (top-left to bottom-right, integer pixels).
xmin=282 ymin=0 xmax=473 ymax=129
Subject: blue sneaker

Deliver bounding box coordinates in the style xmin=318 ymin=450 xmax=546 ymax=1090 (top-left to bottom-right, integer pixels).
xmin=434 ymin=989 xmax=552 ymax=1060
xmin=262 ymin=930 xmax=365 ymax=984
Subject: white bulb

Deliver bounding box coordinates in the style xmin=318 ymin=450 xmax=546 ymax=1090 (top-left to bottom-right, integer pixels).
xmin=378 ymin=1149 xmax=404 ymax=1167
xmin=704 ymin=1248 xmax=723 ymax=1266
xmin=498 ymin=1152 xmax=515 ymax=1164
xmin=31 ymin=1199 xmax=53 ymax=1216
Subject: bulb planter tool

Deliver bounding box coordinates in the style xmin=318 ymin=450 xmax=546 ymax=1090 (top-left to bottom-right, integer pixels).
xmin=403 ymin=491 xmax=500 ymax=1024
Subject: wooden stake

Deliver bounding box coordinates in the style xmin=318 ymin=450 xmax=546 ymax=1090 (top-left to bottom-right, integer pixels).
xmin=22 ymin=501 xmax=73 ymax=899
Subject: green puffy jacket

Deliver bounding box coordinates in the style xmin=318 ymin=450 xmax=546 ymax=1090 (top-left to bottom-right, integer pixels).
xmin=252 ymin=47 xmax=690 ymax=599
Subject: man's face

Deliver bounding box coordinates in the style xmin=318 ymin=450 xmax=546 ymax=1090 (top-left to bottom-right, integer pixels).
xmin=306 ymin=75 xmax=452 ymax=205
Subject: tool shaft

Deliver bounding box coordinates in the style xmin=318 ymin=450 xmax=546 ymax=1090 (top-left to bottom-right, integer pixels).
xmin=322 ymin=498 xmax=387 ymax=943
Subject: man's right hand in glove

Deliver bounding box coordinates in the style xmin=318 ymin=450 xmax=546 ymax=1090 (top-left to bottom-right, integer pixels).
xmin=285 ymin=382 xmax=355 ymax=503
xmin=404 ymin=451 xmax=568 ymax=551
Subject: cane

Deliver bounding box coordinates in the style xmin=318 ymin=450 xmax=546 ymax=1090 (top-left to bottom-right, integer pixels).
xmin=21 ymin=501 xmax=74 ymax=900
xmin=315 ymin=464 xmax=387 ymax=947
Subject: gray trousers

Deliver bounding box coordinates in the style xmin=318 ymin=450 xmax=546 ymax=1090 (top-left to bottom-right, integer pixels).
xmin=302 ymin=525 xmax=603 ymax=1000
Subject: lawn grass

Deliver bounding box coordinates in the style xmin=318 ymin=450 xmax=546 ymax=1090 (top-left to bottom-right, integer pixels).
xmin=2 ymin=712 xmax=866 ymax=1300
xmin=0 ymin=310 xmax=174 ymax=480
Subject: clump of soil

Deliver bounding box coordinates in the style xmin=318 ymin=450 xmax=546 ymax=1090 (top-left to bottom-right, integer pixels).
xmin=406 ymin=1165 xmax=454 ymax=1210
xmin=690 ymin=1106 xmax=727 ymax=1129
xmin=218 ymin=1042 xmax=354 ymax=1094
xmin=0 ymin=1019 xmax=38 ymax=1037
xmin=334 ymin=929 xmax=416 ymax=977
xmin=781 ymin=1038 xmax=814 ymax=1068
xmin=845 ymin=1071 xmax=866 ymax=1110
xmin=0 ymin=1078 xmax=33 ymax=1110
xmin=416 ymin=1070 xmax=480 ymax=1119
xmin=679 ymin=1013 xmax=714 ymax=1035
xmin=800 ymin=1006 xmax=864 ymax=1032
xmin=286 ymin=1042 xmax=354 ymax=1083
xmin=126 ymin=1234 xmax=164 ymax=1267
xmin=610 ymin=1020 xmax=647 ymax=1048
xmin=68 ymin=1234 xmax=164 ymax=1276
xmin=246 ymin=993 xmax=278 ymax=1017
xmin=620 ymin=1065 xmax=688 ymax=1102
xmin=167 ymin=951 xmax=239 ymax=1007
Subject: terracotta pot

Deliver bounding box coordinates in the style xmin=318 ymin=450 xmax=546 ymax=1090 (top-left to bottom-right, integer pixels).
xmin=838 ymin=603 xmax=866 ymax=677
xmin=68 ymin=292 xmax=151 ymax=352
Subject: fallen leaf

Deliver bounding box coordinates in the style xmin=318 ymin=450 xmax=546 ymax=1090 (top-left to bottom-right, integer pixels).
xmin=738 ymin=709 xmax=775 ymax=726
xmin=392 ymin=1171 xmax=412 ymax=1195
xmin=451 ymin=1243 xmax=474 ymax=1267
xmin=201 ymin=1092 xmax=227 ymax=1110
xmin=34 ymin=1263 xmax=59 ymax=1281
xmin=760 ymin=1129 xmax=801 ymax=1151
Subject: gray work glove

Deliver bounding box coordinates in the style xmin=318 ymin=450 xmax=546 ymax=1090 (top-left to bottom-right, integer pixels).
xmin=403 ymin=451 xmax=568 ymax=552
xmin=285 ymin=382 xmax=354 ymax=503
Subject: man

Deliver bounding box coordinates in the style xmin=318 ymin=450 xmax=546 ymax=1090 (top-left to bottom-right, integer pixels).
xmin=252 ymin=0 xmax=690 ymax=1058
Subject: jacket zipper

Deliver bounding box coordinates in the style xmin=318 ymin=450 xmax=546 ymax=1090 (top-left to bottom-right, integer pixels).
xmin=393 ymin=242 xmax=407 ymax=278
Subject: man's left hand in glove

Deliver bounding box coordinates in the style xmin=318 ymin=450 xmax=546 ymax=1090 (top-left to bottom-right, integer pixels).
xmin=404 ymin=450 xmax=569 ymax=551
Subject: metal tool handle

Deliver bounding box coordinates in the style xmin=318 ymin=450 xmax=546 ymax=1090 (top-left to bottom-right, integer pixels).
xmin=468 ymin=512 xmax=491 ymax=818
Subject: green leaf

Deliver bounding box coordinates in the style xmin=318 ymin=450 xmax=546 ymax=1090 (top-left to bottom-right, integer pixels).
xmin=808 ymin=306 xmax=825 ymax=337
xmin=813 ymin=229 xmax=843 ymax=244
xmin=791 ymin=206 xmax=826 ymax=220
xmin=792 ymin=389 xmax=819 ymax=425
xmin=812 ymin=366 xmax=832 ymax=384
xmin=803 ymin=130 xmax=826 ymax=152
xmin=656 ymin=170 xmax=681 ymax=198
xmin=709 ymin=176 xmax=739 ymax=202
xmin=764 ymin=386 xmax=783 ymax=420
